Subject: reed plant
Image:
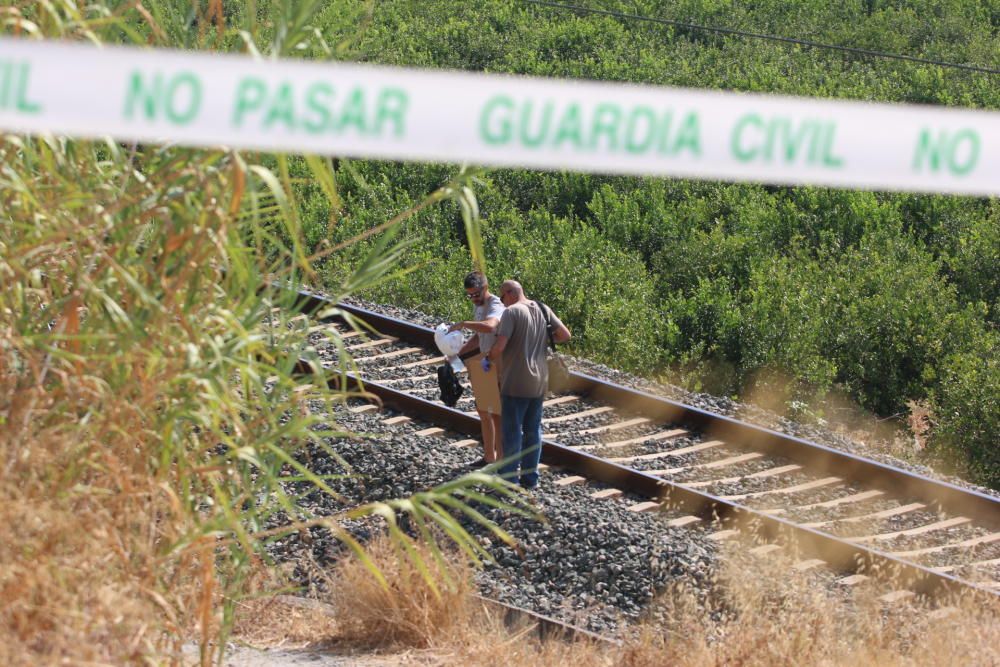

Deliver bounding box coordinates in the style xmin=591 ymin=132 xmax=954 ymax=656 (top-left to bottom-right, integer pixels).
xmin=1 ymin=2 xmax=512 ymax=664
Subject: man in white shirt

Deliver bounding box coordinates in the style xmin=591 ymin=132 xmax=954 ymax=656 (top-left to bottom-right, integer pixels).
xmin=449 ymin=271 xmax=505 ymax=465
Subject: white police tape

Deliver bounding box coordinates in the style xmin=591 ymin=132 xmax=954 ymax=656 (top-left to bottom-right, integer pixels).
xmin=2 ymin=37 xmax=998 ymax=196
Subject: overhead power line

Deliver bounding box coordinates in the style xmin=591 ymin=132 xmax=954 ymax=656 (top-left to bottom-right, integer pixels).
xmin=523 ymin=0 xmax=1000 ymax=76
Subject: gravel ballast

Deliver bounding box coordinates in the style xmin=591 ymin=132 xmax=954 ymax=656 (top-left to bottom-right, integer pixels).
xmin=267 ymin=399 xmax=718 ymax=636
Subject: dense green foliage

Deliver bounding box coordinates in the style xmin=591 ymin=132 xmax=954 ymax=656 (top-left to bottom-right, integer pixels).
xmin=290 ymin=1 xmax=1000 ymax=484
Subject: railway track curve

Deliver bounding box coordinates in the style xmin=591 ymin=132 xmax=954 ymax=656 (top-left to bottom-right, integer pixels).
xmin=285 ymin=288 xmax=1000 ymax=605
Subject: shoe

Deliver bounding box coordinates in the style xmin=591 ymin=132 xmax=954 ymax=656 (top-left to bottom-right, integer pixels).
xmin=467 ymin=457 xmax=487 ymax=468
xmin=519 ymin=481 xmax=538 ymax=491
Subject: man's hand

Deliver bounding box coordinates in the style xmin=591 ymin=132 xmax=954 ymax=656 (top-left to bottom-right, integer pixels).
xmin=448 ymin=322 xmax=464 ymax=333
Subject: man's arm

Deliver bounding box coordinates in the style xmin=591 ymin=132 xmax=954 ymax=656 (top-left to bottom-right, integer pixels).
xmin=450 ymin=317 xmax=499 ymax=334
xmin=451 ymin=317 xmax=500 ymax=355
xmin=488 ymin=334 xmax=508 ymax=362
xmin=545 ymin=306 xmax=571 ymax=344
xmin=552 ymin=321 xmax=571 ymax=344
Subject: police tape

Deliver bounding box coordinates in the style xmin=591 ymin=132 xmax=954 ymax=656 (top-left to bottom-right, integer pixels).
xmin=2 ymin=37 xmax=999 ymax=196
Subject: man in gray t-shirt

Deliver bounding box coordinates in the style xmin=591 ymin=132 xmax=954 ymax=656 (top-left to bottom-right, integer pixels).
xmin=449 ymin=271 xmax=505 ymax=464
xmin=488 ymin=280 xmax=570 ymax=489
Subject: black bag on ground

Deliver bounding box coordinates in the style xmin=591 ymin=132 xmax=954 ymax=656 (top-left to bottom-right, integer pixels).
xmin=536 ymin=301 xmax=571 ymax=393
xmin=437 ymin=362 xmax=465 ymax=407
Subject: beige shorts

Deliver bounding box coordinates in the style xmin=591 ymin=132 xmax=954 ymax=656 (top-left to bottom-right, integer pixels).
xmin=466 ymin=352 xmax=501 ymax=415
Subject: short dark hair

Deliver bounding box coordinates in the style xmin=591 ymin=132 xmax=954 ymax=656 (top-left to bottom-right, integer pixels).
xmin=463 ymin=271 xmax=487 ymax=290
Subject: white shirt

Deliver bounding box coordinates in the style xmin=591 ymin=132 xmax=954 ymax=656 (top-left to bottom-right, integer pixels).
xmin=473 ymin=294 xmax=505 ymax=353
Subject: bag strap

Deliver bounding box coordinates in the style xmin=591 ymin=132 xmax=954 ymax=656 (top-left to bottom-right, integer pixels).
xmin=535 ymin=300 xmax=558 ymax=353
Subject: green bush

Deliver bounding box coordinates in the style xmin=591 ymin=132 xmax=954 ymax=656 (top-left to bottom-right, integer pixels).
xmin=488 ymin=213 xmax=670 ymax=373
xmin=931 ymin=334 xmax=1000 ymax=488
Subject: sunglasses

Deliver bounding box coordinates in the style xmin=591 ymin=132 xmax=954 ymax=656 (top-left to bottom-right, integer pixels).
xmin=465 ymin=289 xmax=483 ymax=299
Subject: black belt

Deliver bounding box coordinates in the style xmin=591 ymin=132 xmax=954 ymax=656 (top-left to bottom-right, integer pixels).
xmin=458 ymin=347 xmax=482 ymax=362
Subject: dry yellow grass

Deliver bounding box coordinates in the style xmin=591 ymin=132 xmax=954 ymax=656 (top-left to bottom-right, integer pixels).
xmin=0 ymin=130 xmax=275 ymax=664
xmin=229 ymin=535 xmax=1000 ymax=667
xmin=229 ymin=537 xmax=617 ymax=665
xmin=0 ymin=371 xmax=209 ymax=666
xmin=626 ymin=546 xmax=1000 ymax=667
xmin=325 ymin=537 xmax=477 ymax=649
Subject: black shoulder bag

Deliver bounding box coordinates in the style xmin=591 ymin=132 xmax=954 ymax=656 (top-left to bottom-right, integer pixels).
xmin=536 ymin=301 xmax=570 ymax=393
xmin=437 ymin=362 xmax=465 ymax=407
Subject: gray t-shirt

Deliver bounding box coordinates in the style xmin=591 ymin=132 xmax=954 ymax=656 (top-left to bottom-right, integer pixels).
xmin=497 ymin=301 xmax=564 ymax=398
xmin=473 ymin=294 xmax=505 ymax=353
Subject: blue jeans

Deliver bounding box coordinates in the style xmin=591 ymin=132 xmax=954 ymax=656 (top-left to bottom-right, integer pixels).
xmin=499 ymin=394 xmax=544 ymax=488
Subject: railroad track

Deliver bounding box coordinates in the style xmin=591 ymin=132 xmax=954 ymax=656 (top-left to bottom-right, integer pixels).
xmin=286 ymin=289 xmax=1000 ymax=605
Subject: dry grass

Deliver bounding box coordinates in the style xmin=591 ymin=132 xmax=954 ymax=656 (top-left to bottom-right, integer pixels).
xmin=231 ymin=536 xmax=619 ymax=665
xmin=0 ymin=365 xmax=211 ymax=666
xmin=230 ymin=597 xmax=340 ymax=649
xmin=323 ymin=536 xmax=477 ymax=649
xmin=0 ymin=123 xmax=292 ymax=663
xmin=230 ymin=534 xmax=1000 ymax=667
xmin=626 ymin=546 xmax=1000 ymax=667
xmin=0 ymin=498 xmax=164 ymax=666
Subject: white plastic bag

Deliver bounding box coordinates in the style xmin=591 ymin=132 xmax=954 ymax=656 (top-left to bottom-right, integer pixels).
xmin=434 ymin=323 xmax=465 ymax=372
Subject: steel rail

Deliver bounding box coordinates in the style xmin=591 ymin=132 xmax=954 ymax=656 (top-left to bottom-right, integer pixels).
xmin=287 ymin=288 xmax=999 ymax=599
xmin=473 ymin=594 xmax=622 ymax=645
